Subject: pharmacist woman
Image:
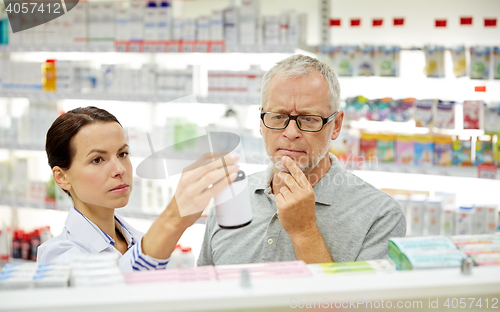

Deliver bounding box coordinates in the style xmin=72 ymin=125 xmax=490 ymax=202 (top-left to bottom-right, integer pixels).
xmin=37 ymin=106 xmax=240 ymax=272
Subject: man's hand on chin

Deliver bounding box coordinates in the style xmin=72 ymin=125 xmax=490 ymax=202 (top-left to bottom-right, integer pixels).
xmin=274 ymin=156 xmax=318 ymax=240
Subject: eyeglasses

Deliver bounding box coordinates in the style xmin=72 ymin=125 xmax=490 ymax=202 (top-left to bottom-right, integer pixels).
xmin=260 ymin=111 xmax=339 ymax=132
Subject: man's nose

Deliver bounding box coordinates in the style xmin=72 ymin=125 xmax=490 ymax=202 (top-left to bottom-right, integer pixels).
xmin=282 ymin=119 xmax=302 ymax=139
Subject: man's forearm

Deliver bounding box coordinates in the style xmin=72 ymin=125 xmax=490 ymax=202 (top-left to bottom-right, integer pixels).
xmin=290 ymin=228 xmax=333 ymax=264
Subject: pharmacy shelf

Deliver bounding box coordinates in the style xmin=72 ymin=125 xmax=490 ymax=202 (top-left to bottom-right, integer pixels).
xmin=0 ymin=91 xmax=261 ymax=105
xmin=0 ymin=144 xmax=44 ymax=151
xmin=0 ymin=44 xmax=298 ymax=54
xmin=1 ymin=265 xmax=499 ymax=311
xmin=351 ymin=163 xmax=499 ymax=179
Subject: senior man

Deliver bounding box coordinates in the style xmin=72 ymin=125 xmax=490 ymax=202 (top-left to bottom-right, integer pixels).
xmin=198 ymin=54 xmax=406 ymax=265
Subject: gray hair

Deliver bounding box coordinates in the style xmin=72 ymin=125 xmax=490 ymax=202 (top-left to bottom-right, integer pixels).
xmin=261 ymin=54 xmax=341 ymax=112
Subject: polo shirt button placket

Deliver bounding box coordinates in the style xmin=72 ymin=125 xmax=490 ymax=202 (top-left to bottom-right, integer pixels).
xmin=267 ymin=238 xmax=273 ymax=245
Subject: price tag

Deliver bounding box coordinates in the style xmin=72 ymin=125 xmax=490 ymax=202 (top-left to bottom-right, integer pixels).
xmin=168 ymin=41 xmax=180 ymax=52
xmin=115 ymin=43 xmax=127 ymax=53
xmin=155 ymin=44 xmax=165 ymax=53
xmin=478 ymin=164 xmax=497 ymax=179
xmin=143 ymin=44 xmax=156 ymax=53
xmin=129 ymin=43 xmax=142 ymax=53
xmin=196 ymin=42 xmax=208 ymax=53
xmin=182 ymin=43 xmax=194 ymax=53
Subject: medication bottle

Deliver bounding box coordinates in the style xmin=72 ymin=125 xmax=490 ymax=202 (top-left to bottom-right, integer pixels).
xmin=425 ymin=197 xmax=443 ymax=236
xmin=20 ymin=232 xmax=31 ymax=260
xmin=455 ymin=205 xmax=474 ymax=235
xmin=0 ymin=10 xmax=8 ymax=45
xmin=42 ymin=59 xmax=57 ymax=92
xmin=12 ymin=229 xmax=23 ymax=259
xmin=214 ymin=170 xmax=252 ymax=229
xmin=30 ymin=229 xmax=40 ymax=261
xmin=180 ymin=247 xmax=195 ymax=268
xmin=166 ymin=244 xmax=182 ymax=269
xmin=408 ymin=195 xmax=426 ymax=236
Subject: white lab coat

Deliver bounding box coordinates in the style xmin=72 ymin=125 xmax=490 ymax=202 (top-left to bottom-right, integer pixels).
xmin=37 ymin=207 xmax=169 ymax=272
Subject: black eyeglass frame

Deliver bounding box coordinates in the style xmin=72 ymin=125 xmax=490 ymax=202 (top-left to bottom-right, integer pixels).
xmin=260 ymin=111 xmax=339 ymax=132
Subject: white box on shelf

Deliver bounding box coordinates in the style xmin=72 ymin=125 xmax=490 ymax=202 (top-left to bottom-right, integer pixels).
xmin=144 ymin=1 xmax=158 ymax=41
xmin=70 ymin=0 xmax=87 ymax=46
xmin=181 ymin=18 xmax=196 ymax=41
xmin=408 ymin=194 xmax=426 ymax=236
xmin=223 ymin=6 xmax=239 ymax=46
xmin=129 ymin=0 xmax=144 ymax=42
xmin=455 ymin=205 xmax=474 ymax=235
xmin=425 ymin=197 xmax=442 ymax=236
xmin=196 ymin=16 xmax=210 ymax=41
xmin=264 ymin=16 xmax=279 ymax=45
xmin=239 ymin=0 xmax=257 ymax=46
xmin=279 ymin=12 xmax=288 ymax=45
xmin=210 ymin=10 xmax=224 ymax=41
xmin=485 ymin=205 xmax=498 ymax=234
xmin=172 ymin=18 xmax=183 ymax=40
xmin=287 ymin=11 xmax=299 ymax=46
xmin=114 ymin=3 xmax=130 ymax=42
xmin=157 ymin=1 xmax=172 ymax=41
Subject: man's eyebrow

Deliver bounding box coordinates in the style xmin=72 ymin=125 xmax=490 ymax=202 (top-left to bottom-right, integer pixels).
xmin=87 ymin=144 xmax=129 ymax=157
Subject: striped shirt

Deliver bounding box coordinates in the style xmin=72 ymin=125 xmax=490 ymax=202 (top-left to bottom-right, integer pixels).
xmin=37 ymin=207 xmax=169 ymax=272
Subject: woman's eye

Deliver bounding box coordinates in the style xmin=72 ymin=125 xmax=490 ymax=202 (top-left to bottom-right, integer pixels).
xmin=120 ymin=152 xmax=129 ymax=158
xmin=92 ymin=157 xmax=102 ymax=164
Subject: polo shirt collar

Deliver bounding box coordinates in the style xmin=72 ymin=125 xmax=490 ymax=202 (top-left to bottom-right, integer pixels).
xmin=252 ymin=153 xmax=340 ymax=206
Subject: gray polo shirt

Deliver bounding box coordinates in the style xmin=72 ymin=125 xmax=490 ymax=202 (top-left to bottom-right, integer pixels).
xmin=197 ymin=153 xmax=406 ymax=266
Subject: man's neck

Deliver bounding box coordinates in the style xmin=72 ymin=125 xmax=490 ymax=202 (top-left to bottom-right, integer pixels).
xmin=271 ymin=154 xmax=332 ymax=196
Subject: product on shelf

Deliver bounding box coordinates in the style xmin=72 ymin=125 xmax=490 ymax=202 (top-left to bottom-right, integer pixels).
xmin=366 ymin=98 xmax=391 ymax=121
xmin=389 ymin=98 xmax=415 ymax=122
xmin=484 ymin=102 xmax=500 ymax=133
xmin=344 ymin=96 xmax=368 ymax=121
xmin=359 ymin=132 xmax=377 ymax=162
xmin=450 ymin=45 xmax=467 ymax=78
xmin=475 ymin=137 xmax=494 ymax=166
xmin=452 ymin=137 xmax=473 ymax=166
xmin=408 ymin=195 xmax=426 ymax=236
xmin=333 ymin=46 xmax=355 ymax=77
xmin=455 ymin=205 xmax=475 ymax=235
xmin=423 ymin=45 xmax=445 ymax=78
xmin=433 ymin=136 xmax=452 ymax=167
xmin=414 ymin=135 xmax=433 ymax=167
xmin=442 ymin=205 xmax=455 ymax=236
xmin=473 ymin=205 xmax=498 ymax=234
xmin=215 ymin=261 xmax=311 ymax=280
xmin=0 ymin=263 xmax=70 ymax=290
xmin=377 ymin=46 xmax=400 ymax=77
xmin=395 ymin=135 xmax=414 ymax=164
xmin=434 ymin=100 xmax=455 ymax=129
xmin=452 ymin=234 xmax=500 ymax=266
xmin=463 ymin=100 xmax=482 ymax=129
xmin=307 ymin=260 xmax=395 ymax=276
xmin=388 ymin=236 xmax=466 ymax=270
xmin=470 ymin=46 xmax=491 ymax=80
xmin=376 ymin=134 xmax=395 ymax=162
xmin=494 ymin=47 xmax=500 ymax=79
xmin=425 ymin=197 xmax=443 ymax=236
xmin=414 ymin=99 xmax=435 ymax=127
xmin=355 ymin=45 xmax=375 ymax=76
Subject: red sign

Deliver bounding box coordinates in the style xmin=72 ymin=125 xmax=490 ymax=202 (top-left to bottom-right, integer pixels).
xmin=329 ymin=18 xmax=341 ymax=26
xmin=485 ymin=18 xmax=497 ymax=27
xmin=460 ymin=17 xmax=473 ymax=25
xmin=351 ymin=19 xmax=361 ymax=27
xmin=372 ymin=19 xmax=383 ymax=27
xmin=475 ymin=86 xmax=486 ymax=92
xmin=393 ymin=18 xmax=405 ymax=26
xmin=435 ymin=19 xmax=447 ymax=27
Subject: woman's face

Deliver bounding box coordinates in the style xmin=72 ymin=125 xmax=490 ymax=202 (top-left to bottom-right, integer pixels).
xmin=63 ymin=122 xmax=133 ymax=210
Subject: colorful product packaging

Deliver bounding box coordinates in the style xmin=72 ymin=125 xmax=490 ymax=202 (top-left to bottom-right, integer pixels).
xmin=433 ymin=136 xmax=453 ymax=166
xmin=463 ymin=100 xmax=482 ymax=129
xmin=414 ymin=135 xmax=434 ymax=167
xmin=308 ymin=260 xmax=395 ymax=276
xmin=414 ymin=99 xmax=435 ymax=127
xmin=434 ymin=100 xmax=455 ymax=129
xmin=344 ymin=96 xmax=367 ymax=121
xmin=450 ymin=45 xmax=467 ymax=78
xmin=377 ymin=46 xmax=400 ymax=77
xmin=442 ymin=205 xmax=455 ymax=236
xmin=495 ymin=137 xmax=500 ymax=167
xmin=366 ymin=98 xmax=391 ymax=121
xmin=452 ymin=137 xmax=472 ymax=166
xmin=333 ymin=45 xmax=355 ymax=77
xmin=389 ymin=98 xmax=415 ymax=122
xmin=395 ymin=135 xmax=414 ymax=165
xmin=376 ymin=134 xmax=396 ymax=163
xmin=470 ymin=46 xmax=491 ymax=80
xmin=493 ymin=47 xmax=500 ymax=79
xmin=423 ymin=45 xmax=445 ymax=78
xmin=356 ymin=45 xmax=375 ymax=76
xmin=485 ymin=206 xmax=498 ymax=234
xmin=475 ymin=138 xmax=494 ymax=166
xmin=359 ymin=132 xmax=378 ymax=162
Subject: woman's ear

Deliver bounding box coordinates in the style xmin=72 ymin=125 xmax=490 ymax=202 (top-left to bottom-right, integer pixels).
xmin=52 ymin=166 xmax=71 ymax=192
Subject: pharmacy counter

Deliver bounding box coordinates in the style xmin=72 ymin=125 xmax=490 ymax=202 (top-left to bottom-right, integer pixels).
xmin=1 ymin=266 xmax=500 ymax=312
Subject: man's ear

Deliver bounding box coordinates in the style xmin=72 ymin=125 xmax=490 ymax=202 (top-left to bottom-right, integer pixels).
xmin=52 ymin=166 xmax=71 ymax=192
xmin=330 ymin=111 xmax=344 ymax=141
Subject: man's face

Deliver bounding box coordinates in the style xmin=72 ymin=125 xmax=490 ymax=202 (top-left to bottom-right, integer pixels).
xmin=260 ymin=71 xmax=343 ymax=173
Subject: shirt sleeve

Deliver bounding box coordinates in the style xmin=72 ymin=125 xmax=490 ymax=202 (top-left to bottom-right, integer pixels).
xmin=355 ymin=201 xmax=407 ymax=261
xmin=197 ymin=209 xmax=216 ymax=266
xmin=119 ymin=238 xmax=170 ymax=273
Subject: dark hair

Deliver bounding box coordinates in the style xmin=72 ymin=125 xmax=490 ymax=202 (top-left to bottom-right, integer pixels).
xmin=45 ymin=106 xmax=121 ymax=197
